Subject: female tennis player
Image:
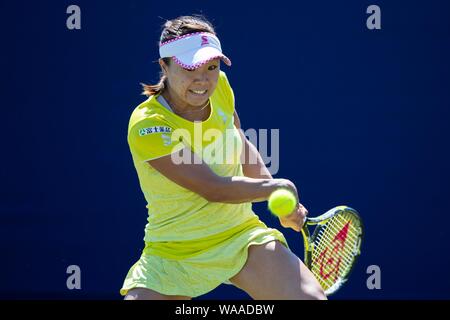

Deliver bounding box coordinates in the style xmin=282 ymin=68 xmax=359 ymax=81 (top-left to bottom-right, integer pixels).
xmin=120 ymin=15 xmax=326 ymax=300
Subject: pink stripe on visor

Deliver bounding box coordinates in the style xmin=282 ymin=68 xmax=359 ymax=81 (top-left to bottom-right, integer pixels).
xmin=159 ymin=32 xmax=231 ymax=70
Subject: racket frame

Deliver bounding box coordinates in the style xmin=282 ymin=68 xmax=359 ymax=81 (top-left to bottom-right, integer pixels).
xmin=301 ymin=206 xmax=364 ymax=295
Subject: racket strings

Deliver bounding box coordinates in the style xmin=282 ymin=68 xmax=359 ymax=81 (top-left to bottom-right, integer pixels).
xmin=314 ymin=213 xmax=361 ymax=249
xmin=315 ymin=230 xmax=356 ymax=267
xmin=315 ymin=217 xmax=361 ymax=259
xmin=312 ymin=242 xmax=354 ymax=289
xmin=314 ymin=217 xmax=360 ymax=264
xmin=313 ymin=218 xmax=360 ymax=269
xmin=315 ymin=213 xmax=361 ymax=244
xmin=310 ymin=213 xmax=362 ymax=291
xmin=312 ymin=237 xmax=354 ymax=288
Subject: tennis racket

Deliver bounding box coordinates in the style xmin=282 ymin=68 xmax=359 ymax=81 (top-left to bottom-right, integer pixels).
xmin=301 ymin=205 xmax=363 ymax=296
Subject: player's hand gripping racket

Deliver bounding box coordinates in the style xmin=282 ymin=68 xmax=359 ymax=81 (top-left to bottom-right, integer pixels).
xmin=301 ymin=205 xmax=363 ymax=296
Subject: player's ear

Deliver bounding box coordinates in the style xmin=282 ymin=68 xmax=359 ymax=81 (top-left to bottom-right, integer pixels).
xmin=159 ymin=58 xmax=169 ymax=75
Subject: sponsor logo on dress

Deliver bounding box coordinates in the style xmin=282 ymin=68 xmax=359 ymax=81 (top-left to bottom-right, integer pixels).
xmin=161 ymin=134 xmax=172 ymax=146
xmin=139 ymin=126 xmax=172 ymax=136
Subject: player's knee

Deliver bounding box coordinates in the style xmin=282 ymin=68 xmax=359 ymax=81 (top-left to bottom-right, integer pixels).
xmin=124 ymin=292 xmax=139 ymax=300
xmin=301 ymin=283 xmax=327 ymax=300
xmin=124 ymin=288 xmax=162 ymax=300
xmin=124 ymin=288 xmax=192 ymax=300
xmin=307 ymin=288 xmax=327 ymax=300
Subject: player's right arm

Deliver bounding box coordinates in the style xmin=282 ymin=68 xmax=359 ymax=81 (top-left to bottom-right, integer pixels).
xmin=147 ymin=147 xmax=297 ymax=204
xmin=129 ymin=117 xmax=297 ymax=204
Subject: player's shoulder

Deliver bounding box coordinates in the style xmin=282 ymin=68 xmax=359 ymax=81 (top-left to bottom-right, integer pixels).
xmin=213 ymin=70 xmax=234 ymax=112
xmin=218 ymin=70 xmax=231 ymax=89
xmin=128 ymin=96 xmax=170 ymax=132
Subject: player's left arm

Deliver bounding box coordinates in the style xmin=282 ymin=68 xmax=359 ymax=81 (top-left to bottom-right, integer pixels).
xmin=234 ymin=109 xmax=273 ymax=180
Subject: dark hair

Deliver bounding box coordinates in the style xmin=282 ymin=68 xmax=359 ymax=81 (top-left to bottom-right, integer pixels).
xmin=141 ymin=15 xmax=216 ymax=97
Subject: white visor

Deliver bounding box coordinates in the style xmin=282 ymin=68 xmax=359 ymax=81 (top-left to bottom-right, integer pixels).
xmin=159 ymin=32 xmax=231 ymax=70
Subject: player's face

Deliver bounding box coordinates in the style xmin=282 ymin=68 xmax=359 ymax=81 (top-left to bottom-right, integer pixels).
xmin=161 ymin=58 xmax=220 ymax=109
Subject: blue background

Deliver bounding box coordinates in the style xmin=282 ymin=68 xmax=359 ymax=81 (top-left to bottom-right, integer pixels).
xmin=1 ymin=0 xmax=449 ymax=299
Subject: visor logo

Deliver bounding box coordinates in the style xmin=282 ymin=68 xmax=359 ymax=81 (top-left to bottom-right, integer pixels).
xmin=201 ymin=35 xmax=209 ymax=46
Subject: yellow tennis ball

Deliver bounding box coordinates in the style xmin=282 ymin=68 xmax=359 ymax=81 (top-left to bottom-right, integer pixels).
xmin=268 ymin=189 xmax=297 ymax=217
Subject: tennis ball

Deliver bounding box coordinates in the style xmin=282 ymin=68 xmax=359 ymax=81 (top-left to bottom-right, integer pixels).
xmin=268 ymin=189 xmax=297 ymax=217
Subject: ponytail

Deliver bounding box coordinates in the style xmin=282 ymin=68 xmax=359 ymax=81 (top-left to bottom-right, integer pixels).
xmin=141 ymin=73 xmax=167 ymax=97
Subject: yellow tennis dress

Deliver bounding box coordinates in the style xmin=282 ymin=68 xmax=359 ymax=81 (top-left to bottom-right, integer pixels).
xmin=120 ymin=71 xmax=289 ymax=297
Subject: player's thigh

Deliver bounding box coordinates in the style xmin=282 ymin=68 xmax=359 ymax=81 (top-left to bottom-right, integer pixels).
xmin=229 ymin=240 xmax=326 ymax=300
xmin=124 ymin=287 xmax=191 ymax=300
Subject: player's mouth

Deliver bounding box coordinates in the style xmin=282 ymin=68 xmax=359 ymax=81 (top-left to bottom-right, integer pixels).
xmin=189 ymin=89 xmax=208 ymax=95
